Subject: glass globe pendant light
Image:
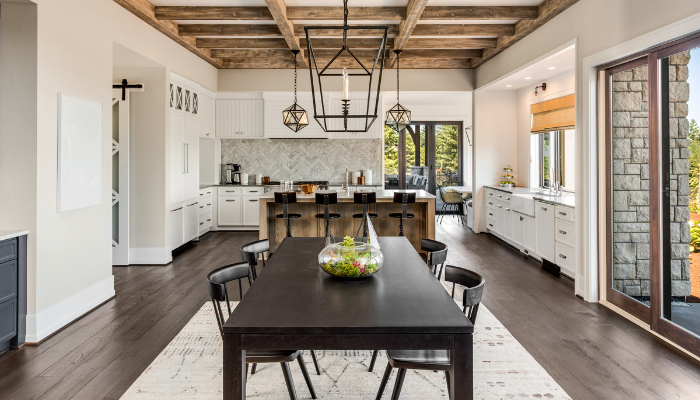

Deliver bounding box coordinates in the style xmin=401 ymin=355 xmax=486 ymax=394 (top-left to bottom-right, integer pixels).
xmin=385 ymin=50 xmax=411 ymax=131
xmin=283 ymin=50 xmax=309 ymax=132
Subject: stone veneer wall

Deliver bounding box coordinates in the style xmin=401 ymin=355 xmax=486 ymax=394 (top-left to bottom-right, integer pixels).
xmin=611 ymin=51 xmax=691 ymax=297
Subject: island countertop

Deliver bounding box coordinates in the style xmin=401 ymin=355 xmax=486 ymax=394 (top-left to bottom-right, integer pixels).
xmin=259 ymin=189 xmax=435 ymax=201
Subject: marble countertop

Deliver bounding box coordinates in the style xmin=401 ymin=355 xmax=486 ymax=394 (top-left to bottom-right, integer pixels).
xmin=327 ymin=182 xmax=383 ymax=187
xmin=485 ymin=185 xmax=575 ymax=208
xmin=260 ymin=189 xmax=435 ymax=200
xmin=0 ymin=230 xmax=28 ymax=241
xmin=200 ymin=184 xmax=265 ymax=189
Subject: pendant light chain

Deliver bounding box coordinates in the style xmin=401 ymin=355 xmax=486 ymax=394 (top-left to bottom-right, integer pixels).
xmin=396 ymin=52 xmax=400 ymax=104
xmin=343 ymin=0 xmax=348 ymax=27
xmin=294 ymin=52 xmax=298 ymax=104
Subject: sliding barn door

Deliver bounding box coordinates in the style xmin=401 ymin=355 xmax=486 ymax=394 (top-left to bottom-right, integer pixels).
xmin=112 ymin=89 xmax=129 ymax=265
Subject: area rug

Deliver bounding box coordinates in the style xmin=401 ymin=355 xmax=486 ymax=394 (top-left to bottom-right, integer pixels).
xmin=120 ymin=298 xmax=571 ymax=400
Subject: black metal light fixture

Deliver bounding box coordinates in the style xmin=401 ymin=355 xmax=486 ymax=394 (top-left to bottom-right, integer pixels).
xmin=304 ymin=0 xmax=388 ymax=133
xmin=283 ymin=50 xmax=309 ymax=132
xmin=385 ymin=50 xmax=411 ymax=131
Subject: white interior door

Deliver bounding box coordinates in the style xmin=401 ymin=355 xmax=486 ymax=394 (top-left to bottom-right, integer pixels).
xmin=112 ymin=89 xmax=129 ymax=265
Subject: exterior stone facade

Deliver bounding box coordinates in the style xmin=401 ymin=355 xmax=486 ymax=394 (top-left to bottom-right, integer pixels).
xmin=611 ymin=51 xmax=692 ymax=297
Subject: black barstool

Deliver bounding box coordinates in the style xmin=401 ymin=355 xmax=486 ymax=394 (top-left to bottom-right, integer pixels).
xmin=353 ymin=192 xmax=378 ymax=238
xmin=275 ymin=191 xmax=301 ymax=237
xmin=315 ymin=192 xmax=340 ymax=240
xmin=388 ymin=192 xmax=416 ymax=236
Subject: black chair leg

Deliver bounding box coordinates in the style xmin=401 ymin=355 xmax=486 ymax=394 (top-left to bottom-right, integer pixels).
xmin=280 ymin=362 xmax=298 ymax=400
xmin=398 ymin=219 xmax=404 ymax=236
xmin=368 ymin=350 xmax=379 ymax=372
xmin=375 ymin=363 xmax=393 ymax=400
xmin=445 ymin=370 xmax=451 ymax=399
xmin=297 ymin=354 xmax=317 ymax=399
xmin=251 ymin=363 xmax=257 ymax=375
xmin=390 ymin=368 xmax=407 ymax=400
xmin=310 ymin=350 xmax=321 ymax=375
xmin=286 ymin=219 xmax=293 ymax=237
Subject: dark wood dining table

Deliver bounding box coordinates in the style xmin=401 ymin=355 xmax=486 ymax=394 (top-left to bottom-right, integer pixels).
xmin=222 ymin=236 xmax=474 ymax=400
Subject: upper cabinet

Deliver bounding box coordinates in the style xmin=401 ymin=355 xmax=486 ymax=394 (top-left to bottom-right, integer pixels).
xmin=199 ymin=94 xmax=215 ymax=138
xmin=170 ymin=77 xmax=200 ymax=118
xmin=216 ymin=99 xmax=264 ymax=138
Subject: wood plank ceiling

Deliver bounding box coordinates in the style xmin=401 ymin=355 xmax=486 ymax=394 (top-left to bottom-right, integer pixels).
xmin=115 ymin=0 xmax=579 ymax=69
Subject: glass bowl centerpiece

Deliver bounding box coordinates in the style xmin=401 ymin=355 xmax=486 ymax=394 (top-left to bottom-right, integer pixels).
xmin=319 ymin=236 xmax=383 ymax=279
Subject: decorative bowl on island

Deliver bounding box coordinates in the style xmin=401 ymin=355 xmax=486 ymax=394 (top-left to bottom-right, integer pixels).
xmin=318 ymin=236 xmax=383 ymax=279
xmin=300 ymin=184 xmax=319 ymax=194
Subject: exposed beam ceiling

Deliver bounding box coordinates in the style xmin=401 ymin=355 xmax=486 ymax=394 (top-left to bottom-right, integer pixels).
xmin=120 ymin=0 xmax=580 ymax=70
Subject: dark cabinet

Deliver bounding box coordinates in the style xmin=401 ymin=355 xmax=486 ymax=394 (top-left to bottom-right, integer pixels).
xmin=0 ymin=236 xmax=25 ymax=355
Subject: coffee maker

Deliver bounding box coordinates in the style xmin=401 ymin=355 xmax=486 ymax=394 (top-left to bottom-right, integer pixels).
xmin=231 ymin=164 xmax=241 ymax=185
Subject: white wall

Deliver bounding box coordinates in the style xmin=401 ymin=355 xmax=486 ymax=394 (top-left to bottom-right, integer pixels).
xmin=472 ymin=91 xmax=518 ymax=233
xmin=516 ymin=70 xmax=575 ymax=188
xmin=7 ymin=0 xmax=219 ymax=342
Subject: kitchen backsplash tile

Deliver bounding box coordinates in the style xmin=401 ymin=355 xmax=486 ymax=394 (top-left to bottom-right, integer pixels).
xmin=220 ymin=139 xmax=382 ymax=184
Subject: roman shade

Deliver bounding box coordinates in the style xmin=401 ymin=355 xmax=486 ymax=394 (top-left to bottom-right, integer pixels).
xmin=531 ymin=94 xmax=575 ymax=133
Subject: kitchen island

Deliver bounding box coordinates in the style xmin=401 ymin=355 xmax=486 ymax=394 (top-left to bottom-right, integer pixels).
xmin=259 ymin=189 xmax=436 ymax=252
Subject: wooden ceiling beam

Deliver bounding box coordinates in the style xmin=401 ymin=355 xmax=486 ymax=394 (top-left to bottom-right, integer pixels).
xmin=211 ymin=48 xmax=297 ymax=58
xmin=470 ymin=0 xmax=579 ymax=68
xmin=402 ymin=49 xmax=482 ymax=58
xmin=388 ymin=0 xmax=430 ymax=67
xmin=295 ymin=25 xmax=399 ymax=37
xmin=153 ymin=6 xmax=538 ymax=21
xmin=197 ymin=38 xmax=289 ymax=48
xmin=301 ymin=38 xmax=394 ymax=49
xmin=263 ymin=0 xmax=307 ymax=67
xmin=179 ymin=24 xmax=281 ymax=37
xmin=404 ymin=38 xmax=497 ymax=49
xmin=420 ymin=6 xmax=539 ymax=20
xmin=155 ymin=6 xmax=273 ymax=20
xmin=411 ymin=24 xmax=514 ymax=36
xmin=223 ymin=57 xmax=469 ymax=69
xmin=113 ymin=0 xmax=222 ymax=68
xmin=286 ymin=7 xmax=405 ymax=20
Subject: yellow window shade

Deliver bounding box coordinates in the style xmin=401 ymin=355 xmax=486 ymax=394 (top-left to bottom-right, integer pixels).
xmin=531 ymin=94 xmax=575 ymax=133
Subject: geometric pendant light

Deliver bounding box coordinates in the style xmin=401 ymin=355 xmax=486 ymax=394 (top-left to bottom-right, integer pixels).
xmin=283 ymin=50 xmax=309 ymax=132
xmin=385 ymin=49 xmax=411 ymax=131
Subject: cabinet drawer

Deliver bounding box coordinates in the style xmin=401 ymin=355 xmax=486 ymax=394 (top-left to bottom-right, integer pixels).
xmin=485 ymin=189 xmax=496 ymax=200
xmin=218 ymin=196 xmax=242 ymax=226
xmin=555 ymin=219 xmax=576 ymax=248
xmin=0 ymin=260 xmax=17 ymax=304
xmin=219 ymin=187 xmax=242 ymax=196
xmin=555 ymin=205 xmax=574 ymax=223
xmin=0 ymin=298 xmax=17 ymax=344
xmin=485 ymin=199 xmax=498 ymax=211
xmin=0 ymin=239 xmax=17 ymax=264
xmin=243 ymin=187 xmax=263 ymax=196
xmin=493 ymin=191 xmax=511 ymax=205
xmin=199 ymin=211 xmax=213 ymax=228
xmin=198 ymin=187 xmax=213 ymax=198
xmin=555 ymin=242 xmax=576 ymax=277
xmin=486 ymin=218 xmax=497 ymax=232
xmin=486 ymin=208 xmax=497 ymax=219
xmin=198 ymin=201 xmax=212 ymax=216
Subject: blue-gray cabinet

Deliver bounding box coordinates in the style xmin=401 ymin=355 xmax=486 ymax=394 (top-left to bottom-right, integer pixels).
xmin=0 ymin=235 xmax=26 ymax=354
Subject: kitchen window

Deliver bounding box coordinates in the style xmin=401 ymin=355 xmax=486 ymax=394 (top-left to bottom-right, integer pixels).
xmin=537 ymin=129 xmax=575 ymax=191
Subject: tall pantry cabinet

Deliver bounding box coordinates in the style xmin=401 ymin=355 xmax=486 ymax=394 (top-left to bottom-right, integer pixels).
xmin=169 ymin=74 xmax=206 ymax=251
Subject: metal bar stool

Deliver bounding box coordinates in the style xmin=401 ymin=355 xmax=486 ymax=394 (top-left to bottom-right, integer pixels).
xmin=315 ymin=192 xmax=340 ymax=240
xmin=353 ymin=192 xmax=378 ymax=238
xmin=275 ymin=191 xmax=302 ymax=237
xmin=388 ymin=192 xmax=416 ymax=236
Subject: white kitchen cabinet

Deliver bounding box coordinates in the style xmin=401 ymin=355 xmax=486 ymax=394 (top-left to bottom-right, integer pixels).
xmin=555 ymin=242 xmax=575 ymax=277
xmin=495 ymin=203 xmax=505 ymax=235
xmin=199 ymin=95 xmax=215 ymax=138
xmin=216 ymin=99 xmax=264 ymax=138
xmin=522 ymin=214 xmax=537 ymax=256
xmin=503 ymin=205 xmax=513 ymax=241
xmin=512 ymin=212 xmax=524 ymax=247
xmin=243 ymin=196 xmax=260 ymax=226
xmin=170 ymin=112 xmax=185 ymax=205
xmin=184 ymin=199 xmax=199 ymax=242
xmin=535 ymin=201 xmax=555 ymax=262
xmin=184 ymin=116 xmax=199 ymax=201
xmin=219 ymin=195 xmax=243 ymax=225
xmin=169 ymin=203 xmax=184 ymax=250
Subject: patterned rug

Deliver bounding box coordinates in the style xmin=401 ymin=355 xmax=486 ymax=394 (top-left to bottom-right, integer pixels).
xmin=120 ymin=298 xmax=571 ymax=399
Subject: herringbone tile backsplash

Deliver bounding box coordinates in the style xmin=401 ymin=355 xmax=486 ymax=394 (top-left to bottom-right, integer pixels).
xmin=221 ymin=139 xmax=382 ymax=184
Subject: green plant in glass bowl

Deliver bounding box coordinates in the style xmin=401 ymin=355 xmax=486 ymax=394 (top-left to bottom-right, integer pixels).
xmin=318 ymin=236 xmax=384 ymax=279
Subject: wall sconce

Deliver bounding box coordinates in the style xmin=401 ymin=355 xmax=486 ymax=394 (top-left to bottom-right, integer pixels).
xmin=534 ymin=83 xmax=547 ymax=96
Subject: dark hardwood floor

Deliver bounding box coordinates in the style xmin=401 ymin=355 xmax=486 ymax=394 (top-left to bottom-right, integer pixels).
xmin=1 ymin=221 xmax=699 ymax=399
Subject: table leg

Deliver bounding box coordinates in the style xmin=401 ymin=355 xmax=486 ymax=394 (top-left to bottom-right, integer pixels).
xmin=223 ymin=334 xmax=246 ymax=400
xmin=451 ymin=333 xmax=473 ymax=400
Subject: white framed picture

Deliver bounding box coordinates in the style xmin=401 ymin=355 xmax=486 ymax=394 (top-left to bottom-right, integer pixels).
xmin=57 ymin=93 xmax=103 ymax=212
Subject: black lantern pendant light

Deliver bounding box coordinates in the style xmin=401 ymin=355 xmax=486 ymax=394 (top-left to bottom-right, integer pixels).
xmin=283 ymin=50 xmax=309 ymax=132
xmin=305 ymin=0 xmax=388 ymax=133
xmin=385 ymin=50 xmax=411 ymax=131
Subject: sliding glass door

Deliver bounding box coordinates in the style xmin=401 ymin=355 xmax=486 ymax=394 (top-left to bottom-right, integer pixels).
xmin=384 ymin=122 xmax=462 ymax=195
xmin=603 ymin=32 xmax=700 ymax=356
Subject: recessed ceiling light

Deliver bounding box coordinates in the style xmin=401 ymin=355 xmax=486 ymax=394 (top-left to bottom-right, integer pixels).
xmin=506 ymin=85 xmax=513 ymax=87
xmin=548 ymin=67 xmax=556 ymax=70
xmin=524 ymin=77 xmax=532 ymax=80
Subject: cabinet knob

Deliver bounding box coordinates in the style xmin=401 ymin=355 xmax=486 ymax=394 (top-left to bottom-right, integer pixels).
xmin=497 ymin=205 xmax=502 ymax=208
xmin=505 ymin=208 xmax=511 ymax=211
xmin=207 ymin=203 xmax=211 ymax=206
xmin=207 ymin=219 xmax=211 ymax=222
xmin=559 ymin=254 xmax=567 ymax=259
xmin=226 ymin=199 xmax=235 ymax=202
xmin=199 ymin=193 xmax=204 ymax=196
xmin=488 ymin=202 xmax=493 ymax=205
xmin=488 ymin=223 xmax=493 ymax=227
xmin=488 ymin=212 xmax=493 ymax=216
xmin=520 ymin=216 xmax=523 ymax=221
xmin=541 ymin=207 xmax=548 ymax=211
xmin=249 ymin=199 xmax=258 ymax=202
xmin=559 ymin=211 xmax=567 ymax=216
xmin=559 ymin=230 xmax=566 ymax=235
xmin=199 ymin=222 xmax=204 ymax=225
xmin=171 ymin=207 xmax=183 ymax=212
xmin=199 ymin=206 xmax=204 ymax=209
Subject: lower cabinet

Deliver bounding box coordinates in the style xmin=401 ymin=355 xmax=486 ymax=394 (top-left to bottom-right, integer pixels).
xmin=512 ymin=212 xmax=524 ymax=247
xmin=217 ymin=187 xmax=262 ymax=228
xmin=169 ymin=204 xmax=184 ymax=250
xmin=243 ymin=196 xmax=260 ymax=226
xmin=522 ymin=214 xmax=537 ymax=256
xmin=503 ymin=206 xmax=513 ymax=240
xmin=184 ymin=200 xmax=199 ymax=242
xmin=535 ymin=201 xmax=555 ymax=262
xmin=219 ymin=195 xmax=243 ymax=226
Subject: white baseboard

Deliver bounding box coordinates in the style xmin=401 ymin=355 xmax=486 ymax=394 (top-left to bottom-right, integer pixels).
xmin=25 ymin=275 xmax=115 ymax=343
xmin=129 ymin=246 xmax=172 ymax=265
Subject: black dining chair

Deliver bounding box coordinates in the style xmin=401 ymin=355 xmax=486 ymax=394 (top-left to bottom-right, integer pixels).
xmin=207 ymin=263 xmax=317 ymax=400
xmin=368 ymin=238 xmax=448 ymax=372
xmin=241 ymin=239 xmax=270 ymax=281
xmin=275 ymin=192 xmax=302 ymax=237
xmin=388 ymin=192 xmax=416 ymax=236
xmin=375 ymin=266 xmax=485 ymax=400
xmin=315 ymin=192 xmax=341 ymax=240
